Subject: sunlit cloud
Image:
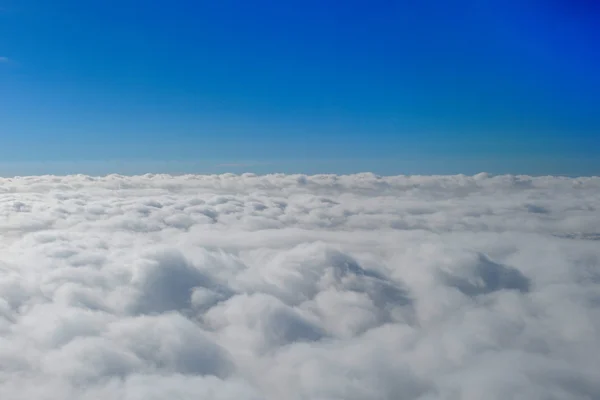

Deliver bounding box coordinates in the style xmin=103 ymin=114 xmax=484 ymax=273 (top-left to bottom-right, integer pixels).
xmin=0 ymin=173 xmax=598 ymax=399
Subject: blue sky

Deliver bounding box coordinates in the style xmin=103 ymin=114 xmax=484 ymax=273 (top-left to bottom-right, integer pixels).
xmin=0 ymin=0 xmax=598 ymax=176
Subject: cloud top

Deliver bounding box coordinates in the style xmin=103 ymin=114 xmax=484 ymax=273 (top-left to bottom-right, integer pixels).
xmin=0 ymin=173 xmax=599 ymax=399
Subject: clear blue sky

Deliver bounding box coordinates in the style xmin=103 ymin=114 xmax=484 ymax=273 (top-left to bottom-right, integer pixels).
xmin=1 ymin=0 xmax=598 ymax=176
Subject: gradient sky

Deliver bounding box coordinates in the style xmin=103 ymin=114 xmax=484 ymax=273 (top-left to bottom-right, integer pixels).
xmin=0 ymin=0 xmax=598 ymax=176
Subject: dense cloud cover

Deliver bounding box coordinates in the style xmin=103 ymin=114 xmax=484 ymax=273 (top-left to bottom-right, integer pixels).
xmin=1 ymin=173 xmax=599 ymax=399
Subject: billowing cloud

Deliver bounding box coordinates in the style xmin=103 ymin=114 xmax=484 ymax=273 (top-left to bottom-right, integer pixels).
xmin=0 ymin=172 xmax=599 ymax=399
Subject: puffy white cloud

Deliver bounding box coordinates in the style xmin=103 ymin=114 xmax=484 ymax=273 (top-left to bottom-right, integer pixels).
xmin=0 ymin=172 xmax=599 ymax=399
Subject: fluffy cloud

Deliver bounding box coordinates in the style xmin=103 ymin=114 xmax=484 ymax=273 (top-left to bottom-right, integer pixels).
xmin=0 ymin=172 xmax=599 ymax=399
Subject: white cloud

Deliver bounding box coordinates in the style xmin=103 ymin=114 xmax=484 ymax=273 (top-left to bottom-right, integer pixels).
xmin=0 ymin=172 xmax=599 ymax=399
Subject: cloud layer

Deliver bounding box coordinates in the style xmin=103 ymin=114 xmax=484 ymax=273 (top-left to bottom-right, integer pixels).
xmin=1 ymin=173 xmax=599 ymax=399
